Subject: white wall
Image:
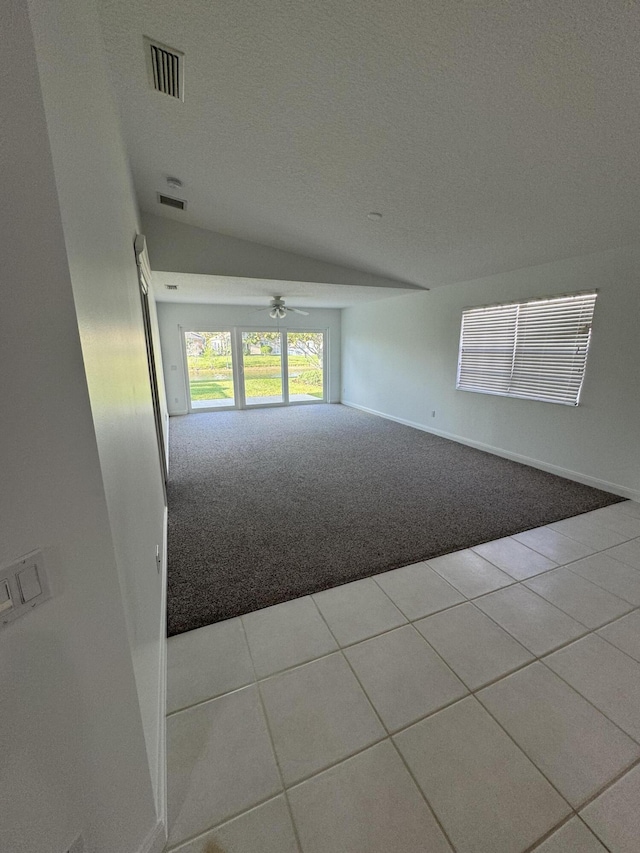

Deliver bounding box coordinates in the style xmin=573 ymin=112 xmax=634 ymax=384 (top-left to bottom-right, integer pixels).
xmin=0 ymin=1 xmax=165 ymax=851
xmin=342 ymin=246 xmax=640 ymax=499
xmin=157 ymin=302 xmax=342 ymax=413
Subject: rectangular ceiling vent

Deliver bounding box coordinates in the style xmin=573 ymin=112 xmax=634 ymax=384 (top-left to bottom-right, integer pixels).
xmin=165 ymin=284 xmax=179 ymax=290
xmin=157 ymin=193 xmax=187 ymax=210
xmin=144 ymin=37 xmax=184 ymax=100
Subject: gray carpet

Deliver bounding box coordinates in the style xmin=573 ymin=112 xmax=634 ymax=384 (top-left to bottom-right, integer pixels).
xmin=167 ymin=404 xmax=623 ymax=636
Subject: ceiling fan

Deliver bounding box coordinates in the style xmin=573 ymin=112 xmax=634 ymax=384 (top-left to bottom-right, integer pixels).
xmin=260 ymin=296 xmax=309 ymax=319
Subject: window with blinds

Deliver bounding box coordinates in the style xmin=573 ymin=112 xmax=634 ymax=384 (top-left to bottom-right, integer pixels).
xmin=456 ymin=291 xmax=597 ymax=406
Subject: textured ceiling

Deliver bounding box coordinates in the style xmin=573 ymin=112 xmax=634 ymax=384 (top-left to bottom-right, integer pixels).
xmin=100 ymin=0 xmax=640 ymax=289
xmin=152 ymin=273 xmax=419 ymax=306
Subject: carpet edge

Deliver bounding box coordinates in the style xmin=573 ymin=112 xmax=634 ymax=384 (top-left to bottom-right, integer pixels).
xmin=342 ymin=400 xmax=639 ymax=501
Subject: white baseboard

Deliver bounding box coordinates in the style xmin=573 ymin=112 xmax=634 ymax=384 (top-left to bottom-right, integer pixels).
xmin=342 ymin=400 xmax=640 ymax=502
xmin=155 ymin=505 xmax=168 ymax=828
xmin=137 ymin=821 xmax=166 ymax=853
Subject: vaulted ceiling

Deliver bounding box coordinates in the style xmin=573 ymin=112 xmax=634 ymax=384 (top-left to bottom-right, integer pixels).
xmin=100 ymin=0 xmax=640 ymax=290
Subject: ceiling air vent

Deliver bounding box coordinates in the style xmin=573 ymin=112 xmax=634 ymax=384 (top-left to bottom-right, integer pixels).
xmin=144 ymin=37 xmax=184 ymax=100
xmin=157 ymin=193 xmax=186 ymax=210
xmin=165 ymin=284 xmax=179 ymax=290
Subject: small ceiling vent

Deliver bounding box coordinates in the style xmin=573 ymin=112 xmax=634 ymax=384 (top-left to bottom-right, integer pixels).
xmin=157 ymin=193 xmax=186 ymax=210
xmin=144 ymin=37 xmax=184 ymax=100
xmin=165 ymin=284 xmax=179 ymax=290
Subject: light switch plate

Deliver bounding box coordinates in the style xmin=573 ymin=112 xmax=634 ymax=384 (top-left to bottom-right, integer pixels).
xmin=0 ymin=549 xmax=51 ymax=628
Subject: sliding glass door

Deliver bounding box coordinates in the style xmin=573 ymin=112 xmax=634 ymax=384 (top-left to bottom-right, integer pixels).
xmin=185 ymin=330 xmax=236 ymax=410
xmin=183 ymin=328 xmax=326 ymax=411
xmin=287 ymin=332 xmax=324 ymax=401
xmin=241 ymin=331 xmax=284 ymax=405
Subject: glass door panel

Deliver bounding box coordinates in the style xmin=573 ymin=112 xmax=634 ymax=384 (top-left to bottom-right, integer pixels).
xmin=185 ymin=330 xmax=235 ymax=409
xmin=241 ymin=331 xmax=284 ymax=405
xmin=287 ymin=332 xmax=325 ymax=401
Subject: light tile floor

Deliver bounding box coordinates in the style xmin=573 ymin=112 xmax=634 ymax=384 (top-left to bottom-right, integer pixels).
xmin=165 ymin=500 xmax=640 ymax=852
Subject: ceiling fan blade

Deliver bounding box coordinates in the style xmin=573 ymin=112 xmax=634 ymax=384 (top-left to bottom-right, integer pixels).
xmin=290 ymin=307 xmax=310 ymax=315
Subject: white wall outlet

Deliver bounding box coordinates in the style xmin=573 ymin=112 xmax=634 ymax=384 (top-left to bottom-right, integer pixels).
xmin=0 ymin=549 xmax=51 ymax=629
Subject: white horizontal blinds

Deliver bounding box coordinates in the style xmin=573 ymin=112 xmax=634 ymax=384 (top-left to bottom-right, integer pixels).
xmin=457 ymin=292 xmax=597 ymax=406
xmin=457 ymin=303 xmax=517 ymax=394
xmin=508 ymin=294 xmax=597 ymax=405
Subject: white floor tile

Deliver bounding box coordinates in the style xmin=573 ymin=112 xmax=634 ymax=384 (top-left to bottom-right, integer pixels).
xmin=525 ymin=568 xmax=633 ymax=629
xmin=242 ymin=596 xmax=337 ymax=678
xmin=474 ymin=584 xmax=587 ymax=656
xmin=374 ymin=562 xmax=464 ymax=620
xmin=605 ymin=538 xmax=640 ymax=570
xmin=478 ymin=662 xmax=640 ymax=807
xmin=513 ymin=526 xmax=595 ymax=564
xmin=545 ymin=634 xmax=640 ymax=743
xmin=427 ymin=549 xmax=514 ymax=597
xmin=581 ymin=764 xmax=640 ymax=853
xmin=579 ymin=508 xmax=640 ymax=539
xmin=394 ymin=697 xmax=570 ymax=853
xmin=163 ymin=507 xmax=640 ymax=853
xmin=288 ymin=741 xmax=452 ymax=853
xmin=598 ymin=612 xmax=640 ymax=663
xmin=313 ymin=577 xmax=406 ymax=646
xmin=166 ymin=685 xmax=281 ymax=847
xmin=168 ymin=795 xmax=298 ymax=853
xmin=472 ymin=537 xmax=556 ymax=580
xmin=613 ymin=501 xmax=640 ymax=520
xmin=259 ymin=653 xmax=384 ymax=784
xmin=548 ymin=516 xmax=632 ymax=550
xmin=167 ymin=618 xmax=254 ymax=714
xmin=532 ymin=817 xmax=608 ymax=852
xmin=344 ymin=625 xmax=467 ymax=732
xmin=567 ymin=554 xmax=640 ymax=605
xmin=415 ymin=603 xmax=532 ymax=690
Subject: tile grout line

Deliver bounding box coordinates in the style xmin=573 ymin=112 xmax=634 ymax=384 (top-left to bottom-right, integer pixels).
xmin=574 ymin=815 xmax=615 ymax=853
xmin=166 ymin=676 xmax=255 ymax=717
xmin=369 ymin=569 xmax=467 ymax=621
xmin=475 ymin=687 xmax=640 ymax=814
xmin=239 ymin=618 xmax=306 ymax=853
xmin=521 ymin=811 xmax=614 ymax=853
xmin=166 ymin=532 xmax=640 ymax=848
xmin=310 ymin=598 xmax=640 ymax=820
xmin=167 ymin=595 xmax=640 ymax=734
xmin=520 ymin=812 xmax=581 ymax=853
xmin=467 ymin=595 xmax=592 ymax=657
xmin=572 ymin=754 xmax=640 ymax=814
xmin=464 ymin=597 xmax=640 ymax=753
xmin=543 ymin=517 xmax=640 ymax=547
xmin=562 ymin=561 xmax=640 ymax=606
xmin=537 ymin=651 xmax=640 ymax=749
xmin=168 ymin=660 xmax=639 ymax=853
xmin=163 ymin=792 xmax=288 ymax=853
xmin=308 ymin=597 xmax=458 ymax=853
xmin=519 ymin=576 xmax=635 ymax=626
xmin=467 ymin=541 xmax=559 ymax=576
